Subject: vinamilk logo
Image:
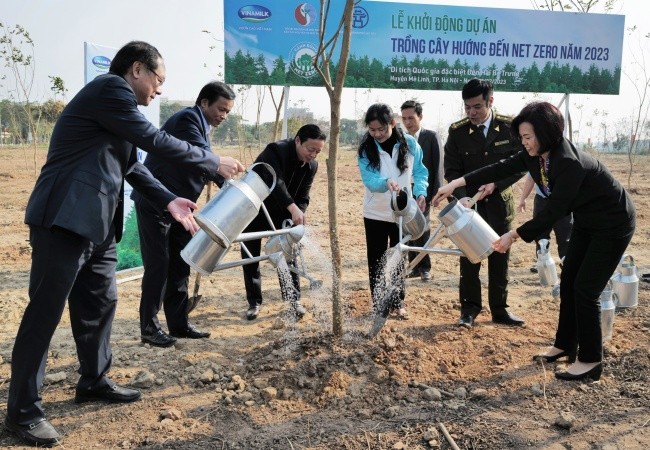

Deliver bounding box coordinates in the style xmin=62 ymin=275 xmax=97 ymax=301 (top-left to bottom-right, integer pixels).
xmin=294 ymin=3 xmax=316 ymax=26
xmin=238 ymin=5 xmax=272 ymax=23
xmin=92 ymin=56 xmax=111 ymax=69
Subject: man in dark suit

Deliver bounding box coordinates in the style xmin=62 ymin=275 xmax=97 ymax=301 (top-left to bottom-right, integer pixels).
xmin=444 ymin=78 xmax=525 ymax=329
xmin=400 ymin=100 xmax=443 ymax=282
xmin=133 ymin=81 xmax=236 ymax=347
xmin=4 ymin=41 xmax=244 ymax=447
xmin=242 ymin=124 xmax=326 ymax=321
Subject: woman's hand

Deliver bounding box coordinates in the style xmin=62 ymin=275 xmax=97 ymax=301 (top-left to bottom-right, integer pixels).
xmin=386 ymin=178 xmax=401 ymax=192
xmin=492 ymin=230 xmax=519 ymax=253
xmin=432 ymin=183 xmax=455 ymax=207
xmin=416 ymin=195 xmax=426 ymax=212
xmin=517 ymin=198 xmax=527 ymax=213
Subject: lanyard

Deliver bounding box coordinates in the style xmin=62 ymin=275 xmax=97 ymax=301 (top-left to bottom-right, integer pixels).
xmin=539 ymin=156 xmax=551 ymax=196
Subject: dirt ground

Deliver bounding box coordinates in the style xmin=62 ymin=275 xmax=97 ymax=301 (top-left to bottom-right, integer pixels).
xmin=0 ymin=145 xmax=648 ymax=450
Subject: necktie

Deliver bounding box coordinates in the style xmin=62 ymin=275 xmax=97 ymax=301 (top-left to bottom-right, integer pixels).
xmin=477 ymin=124 xmax=486 ymax=143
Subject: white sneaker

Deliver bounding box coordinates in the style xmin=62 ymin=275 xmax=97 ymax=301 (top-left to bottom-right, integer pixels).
xmin=246 ymin=305 xmax=261 ymax=320
xmin=292 ymin=302 xmax=307 ymax=319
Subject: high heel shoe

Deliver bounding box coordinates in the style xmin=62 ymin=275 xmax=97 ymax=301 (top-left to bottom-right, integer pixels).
xmin=532 ymin=349 xmax=577 ymax=364
xmin=555 ymin=363 xmax=602 ymax=381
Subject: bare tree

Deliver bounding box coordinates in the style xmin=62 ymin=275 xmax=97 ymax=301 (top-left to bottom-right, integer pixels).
xmin=313 ymin=0 xmax=355 ymax=336
xmin=0 ymin=22 xmax=39 ymax=161
xmin=268 ymin=86 xmax=285 ymax=141
xmin=533 ymin=0 xmax=615 ymax=12
xmin=621 ymin=26 xmax=650 ymax=188
xmin=0 ymin=23 xmax=66 ymax=172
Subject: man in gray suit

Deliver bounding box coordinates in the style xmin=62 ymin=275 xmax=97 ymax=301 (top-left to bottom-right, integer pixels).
xmin=400 ymin=100 xmax=443 ymax=281
xmin=4 ymin=41 xmax=244 ymax=447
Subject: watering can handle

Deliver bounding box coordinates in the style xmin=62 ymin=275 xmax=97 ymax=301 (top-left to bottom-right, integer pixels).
xmin=247 ymin=162 xmax=278 ymax=193
xmin=459 ymin=192 xmax=482 ymax=209
xmin=282 ymin=218 xmax=294 ymax=229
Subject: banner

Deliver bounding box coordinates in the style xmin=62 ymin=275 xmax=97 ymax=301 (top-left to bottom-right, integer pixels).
xmin=224 ymin=1 xmax=624 ymax=94
xmin=84 ymin=42 xmax=159 ymax=270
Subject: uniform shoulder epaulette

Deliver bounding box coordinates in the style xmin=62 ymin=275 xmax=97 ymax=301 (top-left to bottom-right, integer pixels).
xmin=450 ymin=117 xmax=470 ymax=129
xmin=495 ymin=113 xmax=512 ymax=123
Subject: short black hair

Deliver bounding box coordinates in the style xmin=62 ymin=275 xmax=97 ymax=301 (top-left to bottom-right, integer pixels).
xmin=400 ymin=100 xmax=423 ymax=116
xmin=195 ymin=81 xmax=236 ymax=106
xmin=511 ymin=101 xmax=564 ymax=151
xmin=109 ymin=41 xmax=162 ymax=77
xmin=462 ymin=78 xmax=493 ymax=102
xmin=295 ymin=124 xmax=326 ymax=143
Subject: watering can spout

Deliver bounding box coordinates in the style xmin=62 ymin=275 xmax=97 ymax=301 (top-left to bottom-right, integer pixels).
xmin=287 ymin=224 xmax=305 ymax=244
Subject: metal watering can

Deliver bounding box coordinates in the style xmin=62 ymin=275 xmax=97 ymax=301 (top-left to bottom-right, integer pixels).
xmin=181 ymin=229 xmax=231 ymax=275
xmin=536 ymin=239 xmax=558 ymax=287
xmin=599 ymin=280 xmax=615 ymax=342
xmin=391 ymin=188 xmax=427 ymax=240
xmin=437 ymin=195 xmax=498 ymax=264
xmin=181 ymin=163 xmax=302 ymax=274
xmin=369 ymin=192 xmax=499 ymax=338
xmin=611 ymin=254 xmax=638 ymax=309
xmin=264 ymin=220 xmax=322 ymax=289
xmin=264 ymin=220 xmax=305 ymax=261
xmin=195 ymin=162 xmax=277 ymax=247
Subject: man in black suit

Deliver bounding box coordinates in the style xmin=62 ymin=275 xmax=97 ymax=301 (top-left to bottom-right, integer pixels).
xmin=133 ymin=81 xmax=236 ymax=347
xmin=242 ymin=124 xmax=326 ymax=321
xmin=444 ymin=78 xmax=525 ymax=329
xmin=4 ymin=41 xmax=244 ymax=447
xmin=400 ymin=100 xmax=443 ymax=282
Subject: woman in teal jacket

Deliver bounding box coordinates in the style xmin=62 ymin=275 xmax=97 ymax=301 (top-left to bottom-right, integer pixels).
xmin=357 ymin=103 xmax=428 ymax=320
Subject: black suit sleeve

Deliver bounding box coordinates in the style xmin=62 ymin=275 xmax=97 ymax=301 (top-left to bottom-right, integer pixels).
xmin=96 ymin=78 xmax=220 ymax=177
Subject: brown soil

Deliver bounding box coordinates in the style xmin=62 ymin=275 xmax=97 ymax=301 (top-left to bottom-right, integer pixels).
xmin=0 ymin=146 xmax=648 ymax=449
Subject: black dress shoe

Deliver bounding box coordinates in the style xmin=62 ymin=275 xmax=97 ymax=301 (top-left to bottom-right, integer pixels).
xmin=141 ymin=329 xmax=177 ymax=347
xmin=169 ymin=323 xmax=210 ymax=339
xmin=555 ymin=363 xmax=602 ymax=381
xmin=5 ymin=417 xmax=61 ymax=447
xmin=458 ymin=313 xmax=474 ymax=328
xmin=492 ymin=311 xmax=525 ymax=326
xmin=533 ymin=349 xmax=577 ymax=363
xmin=75 ymin=384 xmax=141 ymax=404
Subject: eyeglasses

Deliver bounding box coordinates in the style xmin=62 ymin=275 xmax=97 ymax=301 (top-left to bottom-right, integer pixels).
xmin=145 ymin=64 xmax=165 ymax=86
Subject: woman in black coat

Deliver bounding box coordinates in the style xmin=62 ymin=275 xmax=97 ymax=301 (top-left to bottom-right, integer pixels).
xmin=433 ymin=101 xmax=635 ymax=381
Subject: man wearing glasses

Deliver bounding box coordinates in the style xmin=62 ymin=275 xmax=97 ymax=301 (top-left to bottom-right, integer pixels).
xmin=5 ymin=41 xmax=244 ymax=447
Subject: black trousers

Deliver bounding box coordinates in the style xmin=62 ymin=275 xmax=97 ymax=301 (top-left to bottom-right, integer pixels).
xmin=407 ymin=203 xmax=431 ymax=272
xmin=555 ymin=227 xmax=632 ymax=363
xmin=240 ymin=216 xmax=300 ymax=308
xmin=135 ymin=199 xmax=191 ymax=334
xmin=533 ymin=194 xmax=573 ymax=259
xmin=459 ymin=197 xmax=512 ymax=317
xmin=363 ymin=217 xmax=405 ymax=311
xmin=8 ymin=225 xmax=117 ymax=424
